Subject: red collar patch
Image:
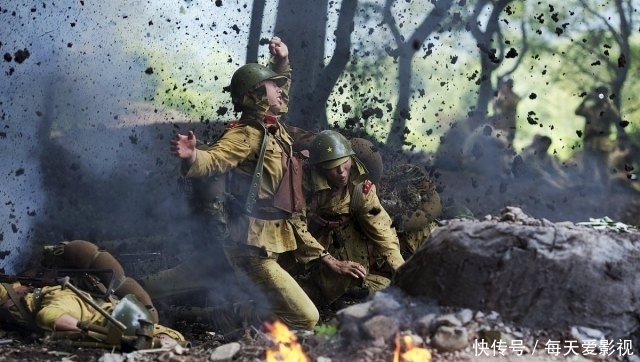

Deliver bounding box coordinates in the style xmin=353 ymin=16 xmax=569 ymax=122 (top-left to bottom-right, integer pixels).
xmin=362 ymin=180 xmax=373 ymax=195
xmin=264 ymin=115 xmax=278 ymax=125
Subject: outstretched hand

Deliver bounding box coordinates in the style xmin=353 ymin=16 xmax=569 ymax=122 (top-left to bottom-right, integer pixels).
xmin=269 ymin=36 xmax=289 ymax=63
xmin=321 ymin=254 xmax=367 ymax=279
xmin=169 ymin=130 xmax=197 ymax=164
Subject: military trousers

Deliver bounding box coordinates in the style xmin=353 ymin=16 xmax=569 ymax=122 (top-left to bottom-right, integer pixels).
xmin=222 ymin=244 xmax=319 ymax=331
xmin=303 ymin=262 xmax=390 ymax=307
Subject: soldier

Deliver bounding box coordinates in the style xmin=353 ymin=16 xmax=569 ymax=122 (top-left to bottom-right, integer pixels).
xmin=490 ymin=77 xmax=521 ymax=146
xmin=514 ymin=134 xmax=572 ymax=188
xmin=1 ymin=240 xmax=185 ymax=350
xmin=461 ymin=124 xmax=514 ymax=178
xmin=574 ymin=86 xmax=625 ymax=183
xmin=169 ymin=37 xmax=365 ymax=330
xmin=378 ymin=163 xmax=442 ymax=258
xmin=41 ymin=240 xmax=160 ymax=323
xmin=300 ymin=130 xmax=405 ymax=306
xmin=0 ymin=281 xmax=186 ymax=349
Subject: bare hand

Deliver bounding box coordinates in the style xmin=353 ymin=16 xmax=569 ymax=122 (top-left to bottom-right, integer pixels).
xmin=169 ymin=130 xmax=197 ymax=163
xmin=321 ymin=254 xmax=367 ymax=279
xmin=269 ymin=36 xmax=289 ymax=63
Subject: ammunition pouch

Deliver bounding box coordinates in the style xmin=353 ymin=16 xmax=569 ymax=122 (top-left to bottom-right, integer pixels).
xmin=273 ymin=153 xmax=305 ymax=213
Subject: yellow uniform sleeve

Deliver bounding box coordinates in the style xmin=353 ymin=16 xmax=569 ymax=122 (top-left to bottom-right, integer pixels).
xmin=351 ymin=183 xmax=405 ymax=271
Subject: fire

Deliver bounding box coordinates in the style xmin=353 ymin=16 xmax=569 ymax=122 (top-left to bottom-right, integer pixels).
xmin=265 ymin=320 xmax=309 ymax=362
xmin=393 ymin=333 xmax=432 ymax=362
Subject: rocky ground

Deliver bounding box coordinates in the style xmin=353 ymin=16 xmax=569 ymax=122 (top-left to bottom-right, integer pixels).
xmin=0 ymin=289 xmax=633 ymax=362
xmin=2 ymin=109 xmax=640 ymax=361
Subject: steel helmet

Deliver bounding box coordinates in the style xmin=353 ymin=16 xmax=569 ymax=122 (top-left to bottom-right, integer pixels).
xmin=230 ymin=63 xmax=287 ymax=106
xmin=110 ymin=294 xmax=154 ymax=336
xmin=309 ymin=130 xmax=355 ymax=168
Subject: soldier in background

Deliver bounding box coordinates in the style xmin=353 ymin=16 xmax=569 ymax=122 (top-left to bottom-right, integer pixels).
xmin=378 ymin=163 xmax=442 ymax=258
xmin=490 ymin=77 xmax=521 ymax=146
xmin=574 ymin=86 xmax=625 ymax=184
xmin=461 ymin=124 xmax=514 ymax=178
xmin=513 ymin=134 xmax=572 ymax=189
xmin=300 ymin=130 xmax=405 ymax=306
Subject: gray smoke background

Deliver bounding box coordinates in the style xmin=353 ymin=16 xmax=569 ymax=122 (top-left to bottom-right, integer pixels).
xmin=0 ymin=1 xmax=272 ymax=273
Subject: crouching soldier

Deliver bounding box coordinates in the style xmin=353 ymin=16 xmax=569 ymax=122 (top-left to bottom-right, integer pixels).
xmin=0 ymin=278 xmax=186 ymax=350
xmin=301 ymin=130 xmax=405 ymax=306
xmin=379 ymin=163 xmax=442 ymax=257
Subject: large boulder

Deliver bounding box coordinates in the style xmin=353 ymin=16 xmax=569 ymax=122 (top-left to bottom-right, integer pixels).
xmin=392 ymin=207 xmax=640 ymax=340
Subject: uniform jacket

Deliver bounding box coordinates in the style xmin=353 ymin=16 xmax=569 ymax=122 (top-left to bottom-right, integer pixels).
xmin=0 ymin=282 xmax=184 ymax=341
xmin=305 ymin=156 xmax=405 ymax=272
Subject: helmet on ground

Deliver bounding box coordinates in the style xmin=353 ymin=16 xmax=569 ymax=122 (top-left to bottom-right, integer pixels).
xmin=441 ymin=204 xmax=475 ymax=220
xmin=309 ymin=130 xmax=355 ymax=169
xmin=110 ymin=294 xmax=154 ymax=336
xmin=230 ymin=63 xmax=287 ymax=106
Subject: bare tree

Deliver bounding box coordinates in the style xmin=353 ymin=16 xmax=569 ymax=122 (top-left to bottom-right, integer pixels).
xmin=246 ymin=1 xmax=267 ymax=63
xmin=382 ymin=0 xmax=455 ymax=148
xmin=466 ymin=0 xmax=518 ymax=119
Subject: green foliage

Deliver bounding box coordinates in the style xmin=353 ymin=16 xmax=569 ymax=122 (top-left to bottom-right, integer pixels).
xmin=313 ymin=323 xmax=338 ymax=337
xmin=145 ymin=46 xmax=234 ymax=121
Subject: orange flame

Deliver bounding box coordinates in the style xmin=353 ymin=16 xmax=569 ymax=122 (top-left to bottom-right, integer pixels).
xmin=265 ymin=320 xmax=309 ymax=362
xmin=393 ymin=332 xmax=432 ymax=362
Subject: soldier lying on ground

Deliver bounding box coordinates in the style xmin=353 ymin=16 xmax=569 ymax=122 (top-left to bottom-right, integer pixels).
xmin=0 ymin=281 xmax=186 ymax=350
xmin=298 ymin=130 xmax=405 ymax=306
xmin=0 ymin=240 xmax=186 ymax=350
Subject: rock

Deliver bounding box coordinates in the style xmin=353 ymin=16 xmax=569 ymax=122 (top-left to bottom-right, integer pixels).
xmin=369 ymin=291 xmax=401 ymax=314
xmin=432 ymin=313 xmax=463 ymax=329
xmin=362 ymin=315 xmax=400 ymax=341
xmin=209 ymin=342 xmax=241 ymax=362
xmin=392 ymin=209 xmax=640 ymax=341
xmin=456 ymin=309 xmax=474 ymax=325
xmin=98 ymin=354 xmax=124 ymax=362
xmin=415 ymin=313 xmax=436 ymax=336
xmin=336 ymin=301 xmax=372 ymax=322
xmin=432 ymin=325 xmax=469 ymax=352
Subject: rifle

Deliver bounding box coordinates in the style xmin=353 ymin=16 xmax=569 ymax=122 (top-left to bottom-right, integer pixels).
xmin=0 ymin=268 xmax=116 ymax=299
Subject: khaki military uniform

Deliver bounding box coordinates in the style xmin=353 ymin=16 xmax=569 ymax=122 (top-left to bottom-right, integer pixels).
xmin=575 ymin=92 xmax=621 ymax=183
xmin=491 ymin=84 xmax=521 ymax=145
xmin=184 ymin=116 xmax=326 ymax=330
xmin=0 ymin=282 xmax=184 ymax=342
xmin=303 ymin=157 xmax=404 ymax=305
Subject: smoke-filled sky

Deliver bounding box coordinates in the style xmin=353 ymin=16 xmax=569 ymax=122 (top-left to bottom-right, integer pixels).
xmin=0 ymin=1 xmax=281 ymax=272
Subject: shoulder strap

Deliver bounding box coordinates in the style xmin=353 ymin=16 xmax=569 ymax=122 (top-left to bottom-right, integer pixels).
xmin=1 ymin=283 xmax=39 ymax=331
xmin=349 ymin=182 xmax=364 ymax=212
xmin=242 ymin=121 xmax=270 ymax=214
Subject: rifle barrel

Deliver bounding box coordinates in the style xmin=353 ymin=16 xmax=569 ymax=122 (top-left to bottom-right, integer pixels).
xmin=57 ymin=276 xmax=127 ymax=331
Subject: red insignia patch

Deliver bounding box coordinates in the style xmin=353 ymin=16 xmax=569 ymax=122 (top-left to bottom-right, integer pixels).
xmin=362 ymin=180 xmax=373 ymax=195
xmin=227 ymin=120 xmax=240 ymax=129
